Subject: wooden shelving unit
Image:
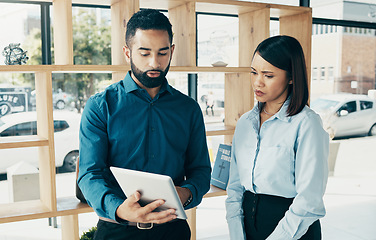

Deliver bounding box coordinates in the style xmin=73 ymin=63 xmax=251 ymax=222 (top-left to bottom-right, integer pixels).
xmin=0 ymin=0 xmax=312 ymax=239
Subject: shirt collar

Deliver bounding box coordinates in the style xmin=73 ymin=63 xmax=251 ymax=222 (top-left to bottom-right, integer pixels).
xmin=246 ymin=96 xmax=292 ymax=123
xmin=122 ymin=71 xmax=173 ymax=95
xmin=275 ymin=97 xmax=292 ymax=122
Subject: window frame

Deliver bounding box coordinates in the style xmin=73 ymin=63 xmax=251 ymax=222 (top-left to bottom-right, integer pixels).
xmin=1 ymin=0 xmax=376 ymax=101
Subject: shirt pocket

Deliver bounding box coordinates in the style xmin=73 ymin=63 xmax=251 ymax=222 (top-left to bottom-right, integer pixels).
xmin=254 ymin=146 xmax=295 ymax=184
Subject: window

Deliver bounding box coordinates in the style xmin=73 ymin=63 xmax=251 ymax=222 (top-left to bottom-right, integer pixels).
xmin=360 ymin=101 xmax=373 ymax=110
xmin=312 ymin=67 xmax=318 ymax=81
xmin=197 ymin=72 xmax=225 ymax=120
xmin=197 ymin=13 xmax=238 ymax=124
xmin=0 ymin=121 xmax=37 ymax=137
xmin=0 ymin=3 xmax=42 ymax=66
xmin=338 ymin=101 xmax=357 ymax=114
xmin=71 ymin=6 xmax=111 ymax=65
xmin=72 ymin=7 xmax=110 ymax=65
xmin=320 ymin=67 xmax=326 ymax=81
xmin=197 ymin=14 xmax=238 ymax=67
xmin=328 ymin=67 xmax=334 ymax=81
xmin=54 ymin=120 xmax=69 ymax=132
xmin=0 ymin=119 xmax=70 ymax=137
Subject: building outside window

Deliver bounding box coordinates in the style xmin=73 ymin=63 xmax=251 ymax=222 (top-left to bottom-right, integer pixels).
xmin=328 ymin=66 xmax=334 ymax=81
xmin=320 ymin=67 xmax=326 ymax=81
xmin=312 ymin=67 xmax=318 ymax=81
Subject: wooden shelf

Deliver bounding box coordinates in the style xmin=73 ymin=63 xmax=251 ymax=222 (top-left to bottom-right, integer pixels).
xmin=0 ymin=198 xmax=93 ymax=224
xmin=56 ymin=197 xmax=93 ymax=216
xmin=0 ymin=136 xmax=49 ymax=150
xmin=18 ymin=0 xmax=310 ymax=18
xmin=171 ymin=66 xmax=251 ymax=73
xmin=0 ymin=65 xmax=251 ymax=74
xmin=0 ymin=65 xmax=127 ymax=73
xmin=204 ymin=185 xmax=227 ymax=198
xmin=205 ymin=125 xmax=235 ymax=136
xmin=0 ymin=200 xmax=51 ymax=224
xmin=195 ymin=0 xmax=310 ymax=17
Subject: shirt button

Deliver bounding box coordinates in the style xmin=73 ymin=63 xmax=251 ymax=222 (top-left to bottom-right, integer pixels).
xmin=151 ymin=154 xmax=155 ymax=159
xmin=151 ymin=127 xmax=155 ymax=132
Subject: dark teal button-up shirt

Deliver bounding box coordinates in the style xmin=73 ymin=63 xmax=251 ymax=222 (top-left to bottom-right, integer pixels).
xmin=78 ymin=72 xmax=211 ymax=222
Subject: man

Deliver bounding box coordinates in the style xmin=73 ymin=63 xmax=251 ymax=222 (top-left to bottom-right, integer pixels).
xmin=77 ymin=9 xmax=211 ymax=240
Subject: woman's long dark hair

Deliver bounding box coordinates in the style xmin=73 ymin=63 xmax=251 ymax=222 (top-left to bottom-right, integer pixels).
xmin=254 ymin=35 xmax=309 ymax=116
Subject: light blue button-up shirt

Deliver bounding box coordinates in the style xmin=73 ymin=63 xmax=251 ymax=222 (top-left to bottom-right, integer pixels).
xmin=225 ymin=99 xmax=329 ymax=240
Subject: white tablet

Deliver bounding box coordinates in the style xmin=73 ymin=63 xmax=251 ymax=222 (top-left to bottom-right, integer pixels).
xmin=110 ymin=167 xmax=187 ymax=220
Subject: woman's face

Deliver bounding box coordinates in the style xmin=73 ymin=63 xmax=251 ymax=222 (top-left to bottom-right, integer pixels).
xmin=251 ymin=52 xmax=292 ymax=105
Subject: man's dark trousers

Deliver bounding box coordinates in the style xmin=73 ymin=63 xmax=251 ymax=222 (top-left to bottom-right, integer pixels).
xmin=93 ymin=219 xmax=191 ymax=240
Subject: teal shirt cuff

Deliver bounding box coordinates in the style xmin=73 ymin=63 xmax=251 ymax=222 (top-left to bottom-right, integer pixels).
xmin=180 ymin=183 xmax=197 ymax=209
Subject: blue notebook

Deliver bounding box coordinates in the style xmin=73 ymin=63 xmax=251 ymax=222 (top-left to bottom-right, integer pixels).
xmin=210 ymin=144 xmax=232 ymax=190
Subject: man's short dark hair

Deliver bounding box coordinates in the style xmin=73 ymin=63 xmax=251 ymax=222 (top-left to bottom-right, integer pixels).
xmin=125 ymin=9 xmax=173 ymax=47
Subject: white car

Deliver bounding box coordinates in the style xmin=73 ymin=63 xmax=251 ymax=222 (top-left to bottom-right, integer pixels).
xmin=0 ymin=111 xmax=81 ymax=174
xmin=311 ymin=94 xmax=376 ymax=139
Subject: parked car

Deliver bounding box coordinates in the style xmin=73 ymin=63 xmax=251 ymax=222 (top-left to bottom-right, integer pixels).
xmin=311 ymin=94 xmax=376 ymax=138
xmin=53 ymin=88 xmax=74 ymax=110
xmin=0 ymin=111 xmax=81 ymax=174
xmin=30 ymin=88 xmax=73 ymax=110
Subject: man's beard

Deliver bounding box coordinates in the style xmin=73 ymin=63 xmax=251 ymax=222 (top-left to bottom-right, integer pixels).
xmin=130 ymin=59 xmax=170 ymax=88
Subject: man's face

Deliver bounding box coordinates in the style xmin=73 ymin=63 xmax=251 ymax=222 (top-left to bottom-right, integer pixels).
xmin=123 ymin=29 xmax=174 ymax=89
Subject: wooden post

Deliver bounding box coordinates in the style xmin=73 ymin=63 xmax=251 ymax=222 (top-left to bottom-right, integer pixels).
xmin=168 ymin=2 xmax=196 ymax=67
xmin=280 ymin=11 xmax=313 ymax=90
xmin=239 ymin=8 xmax=270 ymax=67
xmin=111 ymin=0 xmax=139 ymax=82
xmin=224 ymin=72 xmax=253 ymax=143
xmin=53 ymin=0 xmax=73 ymax=65
xmin=62 ymin=215 xmax=79 ymax=240
xmin=186 ymin=207 xmax=197 ymax=240
xmin=35 ymin=71 xmax=57 ymax=211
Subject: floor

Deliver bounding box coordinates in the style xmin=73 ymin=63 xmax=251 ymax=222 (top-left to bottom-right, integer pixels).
xmin=0 ymin=136 xmax=375 ymax=239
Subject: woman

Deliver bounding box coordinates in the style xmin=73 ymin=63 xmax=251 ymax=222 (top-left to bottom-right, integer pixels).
xmin=225 ymin=35 xmax=329 ymax=240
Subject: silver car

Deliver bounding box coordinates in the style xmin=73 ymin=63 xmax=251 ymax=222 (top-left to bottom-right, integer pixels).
xmin=311 ymin=94 xmax=376 ymax=139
